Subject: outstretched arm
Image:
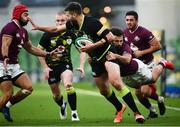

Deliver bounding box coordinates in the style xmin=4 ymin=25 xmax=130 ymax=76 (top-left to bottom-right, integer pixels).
xmin=28 ymin=17 xmax=66 ymax=33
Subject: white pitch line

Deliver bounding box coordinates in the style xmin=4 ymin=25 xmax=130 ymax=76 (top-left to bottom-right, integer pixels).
xmin=76 ymin=88 xmax=180 ymax=111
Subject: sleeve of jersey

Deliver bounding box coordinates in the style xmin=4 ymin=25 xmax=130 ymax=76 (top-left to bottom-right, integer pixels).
xmin=123 ymin=43 xmax=132 ymax=55
xmin=38 ymin=33 xmax=49 ymax=50
xmin=144 ymin=29 xmax=155 ymax=43
xmin=1 ymin=24 xmax=15 ymax=38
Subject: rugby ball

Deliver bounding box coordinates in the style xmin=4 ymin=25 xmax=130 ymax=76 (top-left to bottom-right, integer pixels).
xmin=75 ymin=37 xmax=93 ymax=48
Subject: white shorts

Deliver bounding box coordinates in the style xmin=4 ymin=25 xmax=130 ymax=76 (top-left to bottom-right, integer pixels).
xmin=147 ymin=60 xmax=157 ymax=71
xmin=0 ymin=62 xmax=24 ymax=81
xmin=122 ymin=59 xmax=152 ymax=88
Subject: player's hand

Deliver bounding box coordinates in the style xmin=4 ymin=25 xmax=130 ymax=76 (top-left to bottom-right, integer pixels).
xmin=106 ymin=32 xmax=115 ymax=43
xmin=80 ymin=41 xmax=94 ymax=53
xmin=3 ymin=57 xmax=9 ymax=73
xmin=76 ymin=67 xmax=85 ymax=78
xmin=49 ymin=46 xmax=65 ymax=57
xmin=44 ymin=67 xmax=52 ymax=80
xmin=27 ymin=16 xmax=39 ymax=30
xmin=134 ymin=50 xmax=143 ymax=58
xmin=106 ymin=51 xmax=116 ymax=61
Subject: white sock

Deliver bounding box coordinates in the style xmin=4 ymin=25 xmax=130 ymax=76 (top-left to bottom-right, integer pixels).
xmin=6 ymin=101 xmax=12 ymax=108
xmin=72 ymin=110 xmax=77 ymax=115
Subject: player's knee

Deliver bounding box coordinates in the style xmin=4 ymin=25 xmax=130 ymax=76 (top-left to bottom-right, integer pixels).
xmin=53 ymin=94 xmax=61 ymax=101
xmin=65 ymin=83 xmax=73 ymax=91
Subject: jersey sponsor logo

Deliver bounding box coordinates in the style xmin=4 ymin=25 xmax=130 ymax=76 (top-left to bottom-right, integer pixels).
xmin=134 ymin=36 xmax=140 ymax=41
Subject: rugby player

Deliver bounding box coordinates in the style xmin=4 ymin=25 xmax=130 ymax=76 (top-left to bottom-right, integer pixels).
xmin=37 ymin=12 xmax=85 ymax=121
xmin=123 ymin=10 xmax=167 ymax=118
xmin=28 ymin=2 xmax=145 ymax=124
xmin=63 ymin=2 xmax=145 ymax=123
xmin=0 ymin=4 xmax=59 ymax=122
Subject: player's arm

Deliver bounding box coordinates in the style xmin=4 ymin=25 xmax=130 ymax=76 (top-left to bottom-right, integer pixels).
xmin=80 ymin=38 xmax=106 ymax=52
xmin=28 ymin=17 xmax=66 ymax=33
xmin=1 ymin=35 xmax=12 ymax=70
xmin=23 ymin=40 xmax=50 ymax=57
xmin=37 ymin=45 xmax=52 ymax=80
xmin=76 ymin=52 xmax=86 ymax=78
xmin=106 ymin=51 xmax=132 ymax=64
xmin=1 ymin=35 xmax=12 ymax=58
xmin=135 ymin=38 xmax=161 ymax=58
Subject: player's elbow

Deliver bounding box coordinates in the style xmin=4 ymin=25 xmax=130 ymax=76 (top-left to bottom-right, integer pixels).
xmin=124 ymin=58 xmax=131 ymax=64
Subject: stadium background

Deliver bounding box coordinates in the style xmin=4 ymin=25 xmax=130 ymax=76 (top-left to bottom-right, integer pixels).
xmin=0 ymin=0 xmax=180 ymax=126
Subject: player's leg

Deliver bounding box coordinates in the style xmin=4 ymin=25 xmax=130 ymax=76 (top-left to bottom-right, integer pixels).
xmin=48 ymin=69 xmax=67 ymax=120
xmin=0 ymin=81 xmax=13 ymax=110
xmin=105 ymin=61 xmax=145 ymax=123
xmin=2 ymin=73 xmax=32 ymax=122
xmin=91 ymin=61 xmax=125 ymax=123
xmin=0 ymin=80 xmax=14 ymax=122
xmin=94 ymin=73 xmax=125 ymax=123
xmin=61 ymin=70 xmax=79 ymax=121
xmin=151 ymin=58 xmax=174 ymax=82
xmin=140 ymin=84 xmax=166 ymax=115
xmin=135 ymin=86 xmax=158 ymax=119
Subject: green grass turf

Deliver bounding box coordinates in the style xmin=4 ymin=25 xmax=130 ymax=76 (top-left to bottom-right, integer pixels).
xmin=0 ymin=82 xmax=180 ymax=126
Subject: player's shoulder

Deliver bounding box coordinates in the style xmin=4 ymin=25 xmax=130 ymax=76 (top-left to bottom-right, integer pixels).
xmin=138 ymin=26 xmax=151 ymax=33
xmin=123 ymin=28 xmax=129 ymax=34
xmin=84 ymin=15 xmax=100 ymax=25
xmin=2 ymin=21 xmax=17 ymax=31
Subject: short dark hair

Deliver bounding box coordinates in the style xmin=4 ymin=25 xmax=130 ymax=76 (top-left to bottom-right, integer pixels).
xmin=64 ymin=2 xmax=82 ymax=15
xmin=110 ymin=27 xmax=124 ymax=37
xmin=125 ymin=11 xmax=138 ymax=20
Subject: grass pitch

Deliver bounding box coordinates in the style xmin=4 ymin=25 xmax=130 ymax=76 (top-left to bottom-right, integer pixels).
xmin=0 ymin=82 xmax=180 ymax=126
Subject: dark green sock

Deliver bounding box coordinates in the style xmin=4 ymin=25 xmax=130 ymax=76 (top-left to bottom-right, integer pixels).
xmin=104 ymin=91 xmax=122 ymax=111
xmin=53 ymin=95 xmax=63 ymax=107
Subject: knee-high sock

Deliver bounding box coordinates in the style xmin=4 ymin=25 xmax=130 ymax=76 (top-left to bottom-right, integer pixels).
xmin=53 ymin=95 xmax=63 ymax=107
xmin=67 ymin=87 xmax=77 ymax=111
xmin=102 ymin=89 xmax=122 ymax=111
xmin=119 ymin=86 xmax=140 ymax=113
xmin=137 ymin=96 xmax=151 ymax=110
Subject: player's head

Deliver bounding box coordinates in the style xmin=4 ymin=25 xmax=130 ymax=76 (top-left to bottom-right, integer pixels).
xmin=55 ymin=12 xmax=68 ymax=26
xmin=110 ymin=27 xmax=124 ymax=46
xmin=125 ymin=11 xmax=138 ymax=30
xmin=12 ymin=4 xmax=29 ymax=26
xmin=64 ymin=2 xmax=82 ymax=20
